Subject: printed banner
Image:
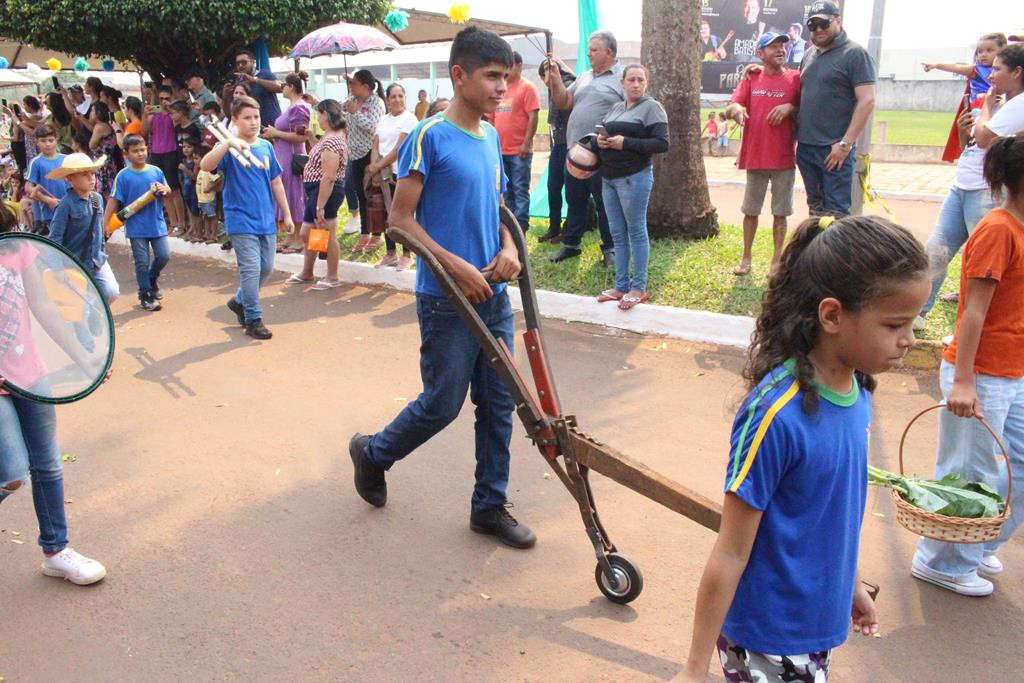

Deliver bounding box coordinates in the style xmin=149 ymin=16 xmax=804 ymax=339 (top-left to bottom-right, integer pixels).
xmin=700 ymin=0 xmax=837 ymax=93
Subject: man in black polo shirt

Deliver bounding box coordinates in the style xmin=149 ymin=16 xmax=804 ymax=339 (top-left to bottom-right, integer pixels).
xmin=795 ymin=0 xmax=875 ymax=216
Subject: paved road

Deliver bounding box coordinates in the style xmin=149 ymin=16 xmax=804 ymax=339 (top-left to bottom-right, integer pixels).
xmin=1 ymin=250 xmax=1019 ymax=681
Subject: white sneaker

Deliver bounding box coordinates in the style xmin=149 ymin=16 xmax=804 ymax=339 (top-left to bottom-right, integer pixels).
xmin=942 ymin=334 xmax=954 ymax=347
xmin=342 ymin=215 xmax=361 ymax=234
xmin=980 ymin=553 xmax=1004 ymax=575
xmin=911 ymin=559 xmax=992 ymax=596
xmin=913 ymin=315 xmax=926 ymax=332
xmin=41 ymin=547 xmax=107 ymax=585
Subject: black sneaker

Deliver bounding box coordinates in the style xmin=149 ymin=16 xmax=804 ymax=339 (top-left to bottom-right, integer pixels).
xmin=226 ymin=298 xmax=245 ymax=325
xmin=221 ymin=239 xmax=233 ymax=251
xmin=245 ymin=318 xmax=272 ymax=339
xmin=537 ymin=226 xmax=562 ymax=243
xmin=140 ymin=293 xmax=161 ymax=312
xmin=470 ymin=504 xmax=536 ymax=549
xmin=550 ymin=246 xmax=581 ymax=263
xmin=348 ymin=433 xmax=386 ymax=507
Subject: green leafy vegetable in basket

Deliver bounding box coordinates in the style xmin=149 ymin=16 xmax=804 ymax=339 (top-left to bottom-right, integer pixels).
xmin=867 ymin=465 xmax=1005 ymax=519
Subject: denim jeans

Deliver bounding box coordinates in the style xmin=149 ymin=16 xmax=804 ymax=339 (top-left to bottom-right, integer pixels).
xmin=231 ymin=233 xmax=276 ymax=324
xmin=795 ymin=143 xmax=856 ymax=216
xmin=547 ymin=143 xmax=567 ymax=231
xmin=343 ymin=158 xmax=359 ymax=213
xmin=603 ymin=166 xmax=654 ymax=292
xmin=365 ymin=290 xmax=516 ymax=512
xmin=0 ymin=392 xmax=68 ymax=554
xmin=129 ymin=236 xmax=170 ymax=300
xmin=920 ymin=187 xmax=997 ymax=316
xmin=502 ymin=153 xmax=533 ymax=231
xmin=913 ymin=361 xmax=1024 ymax=577
xmin=561 ymin=166 xmax=613 ymax=252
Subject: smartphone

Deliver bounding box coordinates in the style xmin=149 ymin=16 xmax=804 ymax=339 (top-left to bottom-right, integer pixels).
xmin=1 ymin=99 xmax=6 ymax=107
xmin=962 ymin=94 xmax=972 ymax=112
xmin=594 ymin=124 xmax=608 ymax=136
xmin=51 ymin=75 xmax=59 ymax=89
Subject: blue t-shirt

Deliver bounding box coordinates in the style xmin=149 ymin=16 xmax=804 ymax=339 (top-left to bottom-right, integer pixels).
xmin=216 ymin=138 xmax=282 ymax=235
xmin=248 ymin=70 xmax=282 ymax=127
xmin=970 ymin=64 xmax=993 ymax=104
xmin=111 ymin=164 xmax=168 ymax=239
xmin=722 ymin=360 xmax=870 ymax=655
xmin=397 ymin=115 xmax=507 ymax=297
xmin=26 ymin=153 xmax=68 ymax=221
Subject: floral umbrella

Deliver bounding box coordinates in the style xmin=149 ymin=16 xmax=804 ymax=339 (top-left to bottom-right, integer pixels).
xmin=289 ymin=21 xmax=399 ymax=61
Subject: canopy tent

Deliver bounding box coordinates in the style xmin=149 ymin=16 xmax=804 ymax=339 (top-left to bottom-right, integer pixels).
xmin=0 ymin=68 xmax=35 ymax=86
xmin=375 ymin=8 xmax=550 ymax=49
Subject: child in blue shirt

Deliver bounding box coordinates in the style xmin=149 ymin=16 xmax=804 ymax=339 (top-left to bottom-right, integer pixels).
xmin=103 ymin=134 xmax=171 ymax=311
xmin=24 ymin=125 xmax=68 ymax=236
xmin=199 ymin=94 xmax=291 ymax=340
xmin=348 ymin=27 xmax=536 ymax=550
xmin=679 ymin=216 xmax=932 ymax=682
xmin=923 ymin=32 xmax=1007 ymax=108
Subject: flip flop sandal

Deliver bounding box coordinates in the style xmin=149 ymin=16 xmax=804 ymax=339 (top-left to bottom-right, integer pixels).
xmin=732 ymin=264 xmax=752 ymax=276
xmin=597 ymin=289 xmax=624 ymax=303
xmin=285 ymin=274 xmax=315 ymax=285
xmin=618 ymin=293 xmax=650 ymax=311
xmin=940 ymin=292 xmax=960 ymax=303
xmin=310 ymin=279 xmax=343 ymax=291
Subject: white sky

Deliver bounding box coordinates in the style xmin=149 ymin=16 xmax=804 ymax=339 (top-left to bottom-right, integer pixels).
xmin=403 ymin=0 xmax=1019 ymax=51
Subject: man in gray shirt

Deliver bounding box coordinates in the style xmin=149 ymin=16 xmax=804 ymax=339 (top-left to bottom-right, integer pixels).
xmin=544 ymin=30 xmax=624 ymax=266
xmin=795 ymin=0 xmax=875 ymax=216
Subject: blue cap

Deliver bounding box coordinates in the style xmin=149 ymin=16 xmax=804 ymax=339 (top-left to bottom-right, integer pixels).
xmin=755 ymin=33 xmax=790 ymax=51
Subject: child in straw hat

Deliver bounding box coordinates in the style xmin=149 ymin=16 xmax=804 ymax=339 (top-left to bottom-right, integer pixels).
xmin=46 ymin=153 xmax=120 ymax=303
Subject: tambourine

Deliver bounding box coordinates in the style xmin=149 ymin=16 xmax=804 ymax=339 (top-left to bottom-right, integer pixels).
xmin=0 ymin=232 xmax=114 ymax=403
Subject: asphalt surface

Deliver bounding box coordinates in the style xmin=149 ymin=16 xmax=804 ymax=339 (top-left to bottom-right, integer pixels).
xmin=1 ymin=248 xmax=1020 ymax=682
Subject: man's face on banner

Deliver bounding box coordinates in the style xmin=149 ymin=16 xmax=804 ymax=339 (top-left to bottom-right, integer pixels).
xmin=700 ymin=21 xmax=710 ymax=40
xmin=743 ymin=0 xmax=760 ymax=24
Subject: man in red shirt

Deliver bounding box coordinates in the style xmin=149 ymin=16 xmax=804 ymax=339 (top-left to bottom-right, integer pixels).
xmin=493 ymin=51 xmax=540 ymax=230
xmin=726 ymin=32 xmax=801 ymax=275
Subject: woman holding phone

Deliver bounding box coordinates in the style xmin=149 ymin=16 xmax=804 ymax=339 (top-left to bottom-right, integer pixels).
xmin=595 ymin=63 xmax=669 ymax=311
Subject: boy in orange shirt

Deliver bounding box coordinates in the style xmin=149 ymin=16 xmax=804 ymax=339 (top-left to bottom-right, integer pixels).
xmin=492 ymin=51 xmax=540 ymax=230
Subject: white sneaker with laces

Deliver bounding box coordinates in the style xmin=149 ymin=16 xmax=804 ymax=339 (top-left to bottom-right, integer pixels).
xmin=942 ymin=334 xmax=954 ymax=347
xmin=980 ymin=553 xmax=1004 ymax=575
xmin=911 ymin=559 xmax=992 ymax=596
xmin=342 ymin=215 xmax=361 ymax=234
xmin=41 ymin=548 xmax=107 ymax=585
xmin=913 ymin=315 xmax=926 ymax=332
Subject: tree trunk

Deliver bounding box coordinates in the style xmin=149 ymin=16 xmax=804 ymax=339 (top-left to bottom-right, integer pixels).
xmin=641 ymin=0 xmax=718 ymax=239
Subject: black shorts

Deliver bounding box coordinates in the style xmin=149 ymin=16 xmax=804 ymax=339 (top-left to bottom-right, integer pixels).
xmin=303 ymin=181 xmax=345 ymax=224
xmin=150 ymin=151 xmax=181 ymax=190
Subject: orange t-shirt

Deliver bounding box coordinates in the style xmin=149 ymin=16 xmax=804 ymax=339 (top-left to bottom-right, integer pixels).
xmin=945 ymin=208 xmax=1024 ymax=377
xmin=124 ymin=119 xmax=143 ymax=136
xmin=493 ymin=78 xmax=540 ymax=156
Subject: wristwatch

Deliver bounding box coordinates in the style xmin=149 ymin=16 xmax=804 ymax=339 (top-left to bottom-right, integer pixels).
xmin=838 ymin=139 xmax=851 ymax=150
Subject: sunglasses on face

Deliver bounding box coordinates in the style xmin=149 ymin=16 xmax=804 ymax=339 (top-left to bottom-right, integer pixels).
xmin=807 ymin=18 xmax=832 ymax=31
xmin=158 ymin=96 xmax=171 ymax=101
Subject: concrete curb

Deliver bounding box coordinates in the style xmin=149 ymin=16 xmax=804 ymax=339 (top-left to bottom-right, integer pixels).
xmin=706 ymin=178 xmax=945 ymax=204
xmin=109 ymin=232 xmax=756 ymax=349
xmin=111 ymin=233 xmax=941 ymax=369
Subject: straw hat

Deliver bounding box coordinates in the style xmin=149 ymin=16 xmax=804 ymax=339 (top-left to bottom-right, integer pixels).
xmin=46 ymin=153 xmax=107 ymax=180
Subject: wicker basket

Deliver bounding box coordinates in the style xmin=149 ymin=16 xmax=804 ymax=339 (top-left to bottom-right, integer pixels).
xmin=893 ymin=404 xmax=1011 ymax=544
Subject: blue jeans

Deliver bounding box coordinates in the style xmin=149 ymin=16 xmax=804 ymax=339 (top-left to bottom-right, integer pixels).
xmin=547 ymin=143 xmax=567 ymax=231
xmin=913 ymin=361 xmax=1024 ymax=577
xmin=502 ymin=153 xmax=533 ymax=231
xmin=231 ymin=233 xmax=276 ymax=324
xmin=365 ymin=291 xmax=516 ymax=512
xmin=796 ymin=143 xmax=856 ymax=216
xmin=129 ymin=236 xmax=170 ymax=300
xmin=920 ymin=187 xmax=997 ymax=316
xmin=561 ymin=166 xmax=614 ymax=252
xmin=0 ymin=392 xmax=67 ymax=554
xmin=603 ymin=166 xmax=654 ymax=292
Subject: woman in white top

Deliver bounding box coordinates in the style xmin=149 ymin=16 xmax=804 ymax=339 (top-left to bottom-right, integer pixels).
xmin=368 ymin=83 xmax=419 ymax=270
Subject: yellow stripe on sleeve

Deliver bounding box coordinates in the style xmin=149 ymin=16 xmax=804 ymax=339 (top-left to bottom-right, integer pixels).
xmin=411 ymin=117 xmax=444 ymax=172
xmin=728 ymin=379 xmax=800 ymax=492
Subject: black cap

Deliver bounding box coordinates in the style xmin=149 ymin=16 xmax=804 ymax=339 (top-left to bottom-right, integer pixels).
xmin=808 ymin=1 xmax=841 ymax=20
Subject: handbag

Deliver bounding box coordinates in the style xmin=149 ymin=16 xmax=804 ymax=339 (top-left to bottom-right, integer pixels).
xmin=291 ymin=153 xmax=309 ymax=176
xmin=307 ymin=227 xmax=330 ymax=252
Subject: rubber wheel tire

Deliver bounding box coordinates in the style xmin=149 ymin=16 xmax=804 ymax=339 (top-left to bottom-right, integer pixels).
xmin=595 ymin=553 xmax=644 ymax=604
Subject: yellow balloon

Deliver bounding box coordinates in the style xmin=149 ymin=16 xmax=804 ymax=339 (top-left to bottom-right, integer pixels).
xmin=447 ymin=3 xmax=470 ymax=24
xmin=46 ymin=58 xmax=62 ymax=71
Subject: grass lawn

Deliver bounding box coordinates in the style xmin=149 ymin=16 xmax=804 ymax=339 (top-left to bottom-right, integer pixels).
xmin=331 ymin=215 xmax=958 ymax=342
xmin=698 ymin=108 xmax=951 ymax=147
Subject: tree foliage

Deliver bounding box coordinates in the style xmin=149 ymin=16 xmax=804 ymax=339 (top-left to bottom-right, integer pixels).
xmin=641 ymin=0 xmax=718 ymax=239
xmin=0 ymin=0 xmax=391 ymax=84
